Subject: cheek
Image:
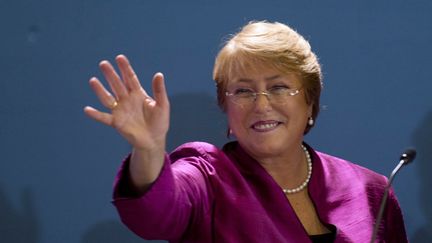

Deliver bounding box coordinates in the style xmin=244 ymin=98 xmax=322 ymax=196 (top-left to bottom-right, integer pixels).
xmin=226 ymin=105 xmax=240 ymax=123
xmin=226 ymin=105 xmax=248 ymax=128
xmin=276 ymin=101 xmax=310 ymax=123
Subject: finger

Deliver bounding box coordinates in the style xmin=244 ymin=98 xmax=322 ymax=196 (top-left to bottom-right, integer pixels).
xmin=84 ymin=106 xmax=113 ymax=126
xmin=89 ymin=77 xmax=118 ymax=109
xmin=152 ymin=72 xmax=169 ymax=108
xmin=99 ymin=60 xmax=129 ymax=99
xmin=116 ymin=54 xmax=143 ymax=92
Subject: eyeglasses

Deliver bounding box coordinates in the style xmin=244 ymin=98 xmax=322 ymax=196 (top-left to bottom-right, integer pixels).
xmin=225 ymin=86 xmax=301 ymax=106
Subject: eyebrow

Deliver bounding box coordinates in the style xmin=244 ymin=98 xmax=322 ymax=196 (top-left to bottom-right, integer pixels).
xmin=235 ymin=75 xmax=282 ymax=83
xmin=265 ymin=75 xmax=282 ymax=81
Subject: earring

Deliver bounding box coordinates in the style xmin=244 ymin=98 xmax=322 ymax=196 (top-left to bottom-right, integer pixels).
xmin=308 ymin=117 xmax=314 ymax=126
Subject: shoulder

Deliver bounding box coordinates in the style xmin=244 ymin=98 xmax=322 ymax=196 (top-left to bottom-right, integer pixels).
xmin=167 ymin=142 xmax=231 ymax=178
xmin=169 ymin=141 xmax=225 ymax=162
xmin=314 ymin=150 xmax=388 ymax=187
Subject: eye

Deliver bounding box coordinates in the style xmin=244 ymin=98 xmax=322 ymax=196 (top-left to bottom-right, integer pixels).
xmin=269 ymin=85 xmax=289 ymax=94
xmin=233 ymin=88 xmax=254 ymax=97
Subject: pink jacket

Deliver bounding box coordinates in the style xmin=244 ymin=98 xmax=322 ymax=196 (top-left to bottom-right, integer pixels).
xmin=112 ymin=141 xmax=407 ymax=242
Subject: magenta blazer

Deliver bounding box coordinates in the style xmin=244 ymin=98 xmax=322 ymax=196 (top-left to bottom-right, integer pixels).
xmin=112 ymin=141 xmax=407 ymax=242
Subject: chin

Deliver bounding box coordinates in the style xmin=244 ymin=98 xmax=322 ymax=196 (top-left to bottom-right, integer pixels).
xmin=242 ymin=140 xmax=286 ymax=159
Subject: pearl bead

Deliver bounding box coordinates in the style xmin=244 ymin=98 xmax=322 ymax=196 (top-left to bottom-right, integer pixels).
xmin=282 ymin=145 xmax=312 ymax=194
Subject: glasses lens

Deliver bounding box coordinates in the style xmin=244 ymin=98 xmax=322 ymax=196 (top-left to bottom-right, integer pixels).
xmin=232 ymin=95 xmax=253 ymax=105
xmin=269 ymin=88 xmax=300 ymax=104
xmin=226 ymin=88 xmax=300 ymax=106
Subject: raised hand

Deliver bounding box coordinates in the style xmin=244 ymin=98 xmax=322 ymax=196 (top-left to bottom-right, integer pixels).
xmin=84 ymin=55 xmax=170 ymax=151
xmin=84 ymin=55 xmax=170 ymax=190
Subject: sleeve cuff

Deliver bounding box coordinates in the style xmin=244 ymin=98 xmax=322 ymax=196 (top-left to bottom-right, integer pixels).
xmin=112 ymin=153 xmax=172 ymax=200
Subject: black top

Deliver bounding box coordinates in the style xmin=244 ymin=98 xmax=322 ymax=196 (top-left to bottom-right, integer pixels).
xmin=310 ymin=232 xmax=336 ymax=243
xmin=309 ymin=225 xmax=337 ymax=243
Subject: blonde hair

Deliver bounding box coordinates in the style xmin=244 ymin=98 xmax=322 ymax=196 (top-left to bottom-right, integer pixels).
xmin=213 ymin=21 xmax=322 ymax=134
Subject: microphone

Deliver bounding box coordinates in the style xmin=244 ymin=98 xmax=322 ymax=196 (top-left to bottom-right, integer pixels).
xmin=370 ymin=148 xmax=416 ymax=243
xmin=400 ymin=148 xmax=416 ymax=165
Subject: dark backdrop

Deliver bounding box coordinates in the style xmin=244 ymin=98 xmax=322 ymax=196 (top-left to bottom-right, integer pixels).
xmin=1 ymin=0 xmax=431 ymax=242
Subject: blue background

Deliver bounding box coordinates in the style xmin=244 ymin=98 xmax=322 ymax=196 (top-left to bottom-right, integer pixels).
xmin=1 ymin=0 xmax=431 ymax=242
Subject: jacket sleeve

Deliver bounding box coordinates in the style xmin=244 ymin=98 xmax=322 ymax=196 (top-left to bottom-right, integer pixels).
xmin=383 ymin=187 xmax=408 ymax=242
xmin=111 ymin=152 xmax=213 ymax=241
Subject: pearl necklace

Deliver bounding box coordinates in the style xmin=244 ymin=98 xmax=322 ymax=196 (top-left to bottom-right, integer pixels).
xmin=282 ymin=145 xmax=312 ymax=194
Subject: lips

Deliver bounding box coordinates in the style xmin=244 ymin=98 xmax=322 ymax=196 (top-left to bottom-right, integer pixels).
xmin=251 ymin=120 xmax=281 ymax=132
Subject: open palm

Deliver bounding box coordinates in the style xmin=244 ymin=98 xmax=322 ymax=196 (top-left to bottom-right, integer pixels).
xmin=84 ymin=55 xmax=170 ymax=151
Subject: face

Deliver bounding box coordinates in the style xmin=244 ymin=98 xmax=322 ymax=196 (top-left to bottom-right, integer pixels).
xmin=226 ymin=66 xmax=312 ymax=161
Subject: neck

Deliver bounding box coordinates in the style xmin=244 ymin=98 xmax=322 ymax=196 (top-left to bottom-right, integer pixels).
xmin=257 ymin=144 xmax=308 ymax=189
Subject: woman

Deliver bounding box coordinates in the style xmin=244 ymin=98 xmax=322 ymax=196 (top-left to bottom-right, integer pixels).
xmin=84 ymin=21 xmax=407 ymax=242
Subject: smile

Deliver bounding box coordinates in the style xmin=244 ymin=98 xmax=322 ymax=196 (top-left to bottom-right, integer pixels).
xmin=251 ymin=121 xmax=281 ymax=132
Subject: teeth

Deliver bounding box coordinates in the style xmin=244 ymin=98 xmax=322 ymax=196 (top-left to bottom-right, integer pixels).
xmin=254 ymin=122 xmax=278 ymax=130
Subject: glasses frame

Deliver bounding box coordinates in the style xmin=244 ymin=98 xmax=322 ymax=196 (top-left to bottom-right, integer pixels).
xmin=225 ymin=87 xmax=302 ymax=106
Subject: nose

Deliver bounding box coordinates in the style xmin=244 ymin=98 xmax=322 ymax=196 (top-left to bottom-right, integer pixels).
xmin=253 ymin=92 xmax=272 ymax=113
